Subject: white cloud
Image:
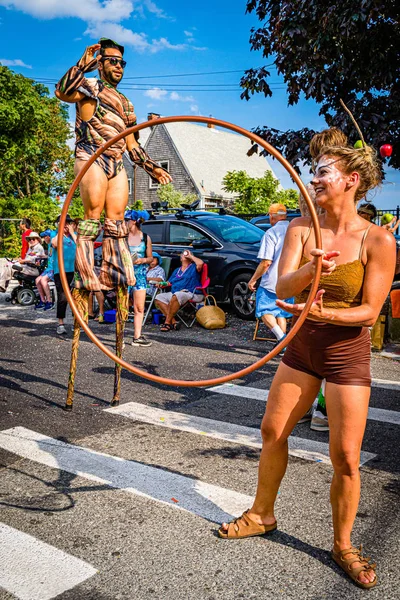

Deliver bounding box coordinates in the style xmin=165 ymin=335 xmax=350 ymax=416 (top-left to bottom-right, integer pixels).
xmin=190 ymin=104 xmax=199 ymax=113
xmin=0 ymin=58 xmax=32 ymax=68
xmin=0 ymin=0 xmax=133 ymax=22
xmin=184 ymin=30 xmax=193 ymax=38
xmin=148 ymin=37 xmax=187 ymax=53
xmin=170 ymin=91 xmax=194 ymax=102
xmin=144 ymin=87 xmax=168 ymax=100
xmin=1 ymin=1 xmax=203 ymax=53
xmin=85 ymin=22 xmax=150 ymax=52
xmin=143 ymin=0 xmax=168 ymax=19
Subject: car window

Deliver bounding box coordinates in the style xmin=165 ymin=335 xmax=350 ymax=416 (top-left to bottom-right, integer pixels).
xmin=169 ymin=222 xmax=210 ymax=246
xmin=197 ymin=216 xmax=263 ymax=244
xmin=141 ymin=221 xmax=164 ymax=243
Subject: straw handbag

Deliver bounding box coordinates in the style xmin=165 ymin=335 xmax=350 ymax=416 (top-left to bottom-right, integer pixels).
xmin=196 ymin=295 xmax=226 ymax=329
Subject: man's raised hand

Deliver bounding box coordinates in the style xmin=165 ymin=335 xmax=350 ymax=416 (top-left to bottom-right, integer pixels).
xmin=153 ymin=167 xmax=173 ymax=185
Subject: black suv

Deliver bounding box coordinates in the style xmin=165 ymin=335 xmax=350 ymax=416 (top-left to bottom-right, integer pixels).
xmin=141 ymin=209 xmax=264 ymax=319
xmin=250 ymin=210 xmax=301 ymax=232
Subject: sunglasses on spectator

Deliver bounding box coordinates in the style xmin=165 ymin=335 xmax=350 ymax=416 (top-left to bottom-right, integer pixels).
xmin=101 ymin=57 xmax=126 ymax=69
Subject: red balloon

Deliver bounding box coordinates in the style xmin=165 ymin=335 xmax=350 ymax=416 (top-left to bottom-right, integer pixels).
xmin=380 ymin=144 xmax=393 ymax=158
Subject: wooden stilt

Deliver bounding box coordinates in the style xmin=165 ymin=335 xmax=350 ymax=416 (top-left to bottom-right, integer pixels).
xmin=65 ymin=288 xmax=89 ymax=411
xmin=111 ymin=285 xmax=129 ymax=407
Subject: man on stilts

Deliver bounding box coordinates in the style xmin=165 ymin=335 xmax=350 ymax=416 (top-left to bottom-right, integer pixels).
xmin=55 ymin=39 xmax=171 ymax=409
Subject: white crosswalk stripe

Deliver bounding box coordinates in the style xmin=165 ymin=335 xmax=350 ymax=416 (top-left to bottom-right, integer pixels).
xmin=105 ymin=401 xmax=377 ymax=465
xmin=0 ymin=523 xmax=97 ymax=600
xmin=0 ymin=427 xmax=252 ymax=524
xmin=208 ymin=384 xmax=400 ymax=424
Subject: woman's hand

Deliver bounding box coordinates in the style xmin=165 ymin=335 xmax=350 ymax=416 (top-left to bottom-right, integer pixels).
xmin=276 ymin=289 xmax=328 ymax=321
xmin=309 ymin=249 xmax=340 ymax=276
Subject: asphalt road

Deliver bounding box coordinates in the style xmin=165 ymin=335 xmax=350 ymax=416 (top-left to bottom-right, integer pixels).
xmin=0 ymin=297 xmax=399 ymax=600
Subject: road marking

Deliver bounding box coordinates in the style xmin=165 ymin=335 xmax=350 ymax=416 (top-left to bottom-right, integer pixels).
xmin=0 ymin=427 xmax=252 ymax=524
xmin=208 ymin=383 xmax=268 ymax=401
xmin=208 ymin=384 xmax=400 ymax=424
xmin=0 ymin=523 xmax=97 ymax=600
xmin=105 ymin=402 xmax=376 ymax=465
xmin=371 ymin=378 xmax=400 ymax=390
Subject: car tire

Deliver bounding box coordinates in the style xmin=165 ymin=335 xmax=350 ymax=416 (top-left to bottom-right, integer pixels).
xmin=17 ymin=288 xmax=36 ymax=306
xmin=229 ymin=273 xmax=256 ymax=320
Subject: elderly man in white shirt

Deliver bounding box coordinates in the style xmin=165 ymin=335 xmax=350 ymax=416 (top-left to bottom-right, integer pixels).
xmin=248 ymin=203 xmax=294 ymax=351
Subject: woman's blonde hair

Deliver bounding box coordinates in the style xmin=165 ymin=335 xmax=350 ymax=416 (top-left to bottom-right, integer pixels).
xmin=317 ymin=145 xmax=382 ymax=204
xmin=309 ymin=127 xmax=348 ymax=160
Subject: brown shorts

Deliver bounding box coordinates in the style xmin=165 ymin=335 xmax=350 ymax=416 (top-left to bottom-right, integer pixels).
xmin=75 ymin=142 xmax=124 ymax=180
xmin=282 ymin=318 xmax=371 ymax=386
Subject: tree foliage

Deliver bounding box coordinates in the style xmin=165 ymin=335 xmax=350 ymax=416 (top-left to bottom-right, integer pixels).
xmin=241 ymin=1 xmax=400 ymax=172
xmin=156 ymin=183 xmax=198 ymax=208
xmin=0 ymin=66 xmax=75 ymax=256
xmin=222 ymin=170 xmax=298 ymax=213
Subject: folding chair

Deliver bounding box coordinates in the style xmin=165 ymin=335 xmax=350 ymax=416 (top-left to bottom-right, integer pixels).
xmin=143 ymin=256 xmax=172 ymax=326
xmin=253 ymin=316 xmax=292 ymax=341
xmin=175 ymin=263 xmax=211 ymax=328
xmin=253 ymin=318 xmax=276 ymax=341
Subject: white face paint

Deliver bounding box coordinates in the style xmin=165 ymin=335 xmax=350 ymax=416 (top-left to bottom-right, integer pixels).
xmin=311 ymin=156 xmax=347 ymax=203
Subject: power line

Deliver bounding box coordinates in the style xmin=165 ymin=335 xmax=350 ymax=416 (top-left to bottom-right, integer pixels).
xmin=123 ymin=66 xmax=276 ymax=79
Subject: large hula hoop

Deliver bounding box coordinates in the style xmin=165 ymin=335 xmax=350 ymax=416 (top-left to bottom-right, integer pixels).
xmin=59 ymin=116 xmax=322 ymax=387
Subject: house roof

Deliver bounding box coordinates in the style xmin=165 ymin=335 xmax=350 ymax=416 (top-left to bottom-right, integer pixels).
xmin=148 ymin=121 xmax=282 ymax=199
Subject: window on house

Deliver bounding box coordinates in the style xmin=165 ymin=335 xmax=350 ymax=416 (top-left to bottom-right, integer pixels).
xmin=127 ymin=178 xmax=133 ymax=195
xmin=169 ymin=222 xmax=210 ymax=246
xmin=149 ymin=160 xmax=170 ymax=189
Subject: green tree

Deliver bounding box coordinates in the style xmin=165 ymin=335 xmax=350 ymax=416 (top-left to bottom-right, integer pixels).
xmin=222 ymin=170 xmax=298 ymax=213
xmin=0 ymin=65 xmax=75 ymax=255
xmin=241 ymin=1 xmax=399 ymax=172
xmin=156 ymin=183 xmax=198 ymax=208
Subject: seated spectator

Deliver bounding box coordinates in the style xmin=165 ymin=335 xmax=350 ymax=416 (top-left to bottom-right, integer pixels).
xmin=14 ymin=232 xmax=45 ymax=277
xmin=357 ymin=202 xmax=377 ymax=223
xmin=35 ymin=229 xmax=55 ymax=311
xmin=155 ymin=251 xmax=204 ymax=331
xmin=146 ymin=252 xmax=166 ymax=296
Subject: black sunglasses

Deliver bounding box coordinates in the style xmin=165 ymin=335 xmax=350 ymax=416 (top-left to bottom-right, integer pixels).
xmin=101 ymin=57 xmax=126 ymax=69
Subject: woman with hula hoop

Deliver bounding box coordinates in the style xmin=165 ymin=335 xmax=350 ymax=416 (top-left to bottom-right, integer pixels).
xmin=218 ymin=142 xmax=396 ymax=590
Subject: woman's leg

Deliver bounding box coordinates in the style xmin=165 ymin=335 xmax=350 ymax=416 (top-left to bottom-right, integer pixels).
xmin=35 ymin=276 xmax=46 ymax=302
xmin=41 ymin=275 xmax=52 ymax=302
xmin=165 ymin=295 xmax=181 ymax=324
xmin=54 ymin=272 xmax=74 ymax=324
xmin=133 ymin=289 xmax=146 ymax=339
xmin=220 ymin=363 xmax=321 ymax=531
xmin=326 ymin=382 xmax=375 ymax=585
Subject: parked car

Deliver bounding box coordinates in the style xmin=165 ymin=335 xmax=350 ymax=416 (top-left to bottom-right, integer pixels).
xmin=139 ymin=209 xmax=264 ymax=319
xmin=250 ymin=210 xmax=302 ymax=232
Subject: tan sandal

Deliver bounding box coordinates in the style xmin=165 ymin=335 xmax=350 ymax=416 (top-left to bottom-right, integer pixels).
xmin=332 ymin=545 xmax=377 ymax=589
xmin=218 ymin=509 xmax=277 ymax=539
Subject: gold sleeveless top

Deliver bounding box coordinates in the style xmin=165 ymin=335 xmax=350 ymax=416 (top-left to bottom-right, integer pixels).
xmin=295 ymin=224 xmax=372 ymax=309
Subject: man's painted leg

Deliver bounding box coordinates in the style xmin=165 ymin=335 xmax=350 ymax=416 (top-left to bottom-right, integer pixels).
xmin=99 ymin=219 xmax=136 ymax=289
xmin=74 ymin=219 xmax=102 ymax=291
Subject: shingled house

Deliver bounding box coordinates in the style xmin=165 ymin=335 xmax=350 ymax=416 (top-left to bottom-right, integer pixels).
xmin=124 ymin=114 xmax=281 ymax=209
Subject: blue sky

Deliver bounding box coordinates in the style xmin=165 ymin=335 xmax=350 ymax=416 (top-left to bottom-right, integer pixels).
xmin=1 ymin=0 xmax=398 ymax=209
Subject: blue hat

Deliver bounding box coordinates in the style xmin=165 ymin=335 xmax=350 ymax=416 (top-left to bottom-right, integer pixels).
xmin=40 ymin=229 xmax=52 ymax=237
xmin=124 ymin=209 xmax=150 ymax=222
xmin=152 ymin=252 xmax=162 ymax=266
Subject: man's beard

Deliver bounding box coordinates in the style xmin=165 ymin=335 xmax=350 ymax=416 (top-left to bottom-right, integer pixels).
xmin=103 ymin=69 xmax=123 ymax=87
